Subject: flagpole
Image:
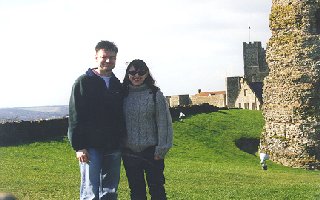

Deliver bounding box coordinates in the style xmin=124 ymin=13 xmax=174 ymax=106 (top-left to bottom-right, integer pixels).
xmin=249 ymin=26 xmax=251 ymax=43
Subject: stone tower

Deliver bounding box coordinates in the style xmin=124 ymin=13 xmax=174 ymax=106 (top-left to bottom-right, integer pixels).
xmin=243 ymin=42 xmax=269 ymax=83
xmin=260 ymin=0 xmax=320 ymax=169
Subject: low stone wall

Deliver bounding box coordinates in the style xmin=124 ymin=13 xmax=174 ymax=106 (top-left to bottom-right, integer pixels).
xmin=0 ymin=118 xmax=68 ymax=146
xmin=0 ymin=104 xmax=224 ymax=146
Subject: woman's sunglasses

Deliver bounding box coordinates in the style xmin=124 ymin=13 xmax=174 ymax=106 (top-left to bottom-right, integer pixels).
xmin=128 ymin=70 xmax=147 ymax=76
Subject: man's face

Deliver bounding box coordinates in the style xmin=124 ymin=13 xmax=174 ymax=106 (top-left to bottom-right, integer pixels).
xmin=95 ymin=49 xmax=117 ymax=73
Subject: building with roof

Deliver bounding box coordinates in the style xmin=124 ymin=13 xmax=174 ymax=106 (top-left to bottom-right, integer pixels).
xmin=234 ymin=78 xmax=263 ymax=110
xmin=190 ymin=89 xmax=226 ymax=107
xmin=226 ymin=41 xmax=268 ymax=110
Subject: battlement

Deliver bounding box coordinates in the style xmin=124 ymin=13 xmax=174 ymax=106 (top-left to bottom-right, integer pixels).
xmin=243 ymin=41 xmax=262 ymax=48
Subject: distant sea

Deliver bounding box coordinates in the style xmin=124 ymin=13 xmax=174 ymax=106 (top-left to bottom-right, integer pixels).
xmin=0 ymin=105 xmax=69 ymax=122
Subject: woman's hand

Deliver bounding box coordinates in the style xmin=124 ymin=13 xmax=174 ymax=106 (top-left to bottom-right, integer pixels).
xmin=76 ymin=149 xmax=90 ymax=163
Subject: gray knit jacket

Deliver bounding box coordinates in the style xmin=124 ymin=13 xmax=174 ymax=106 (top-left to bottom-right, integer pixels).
xmin=123 ymin=84 xmax=173 ymax=158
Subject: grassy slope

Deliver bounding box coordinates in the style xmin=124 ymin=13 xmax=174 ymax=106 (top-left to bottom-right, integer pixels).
xmin=0 ymin=109 xmax=319 ymax=199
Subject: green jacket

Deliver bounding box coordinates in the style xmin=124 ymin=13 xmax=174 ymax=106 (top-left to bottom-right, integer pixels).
xmin=67 ymin=68 xmax=125 ymax=152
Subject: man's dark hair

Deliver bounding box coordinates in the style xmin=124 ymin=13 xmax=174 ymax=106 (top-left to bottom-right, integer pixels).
xmin=95 ymin=40 xmax=118 ymax=53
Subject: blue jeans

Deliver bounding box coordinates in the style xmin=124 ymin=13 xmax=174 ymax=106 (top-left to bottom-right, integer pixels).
xmin=79 ymin=148 xmax=121 ymax=200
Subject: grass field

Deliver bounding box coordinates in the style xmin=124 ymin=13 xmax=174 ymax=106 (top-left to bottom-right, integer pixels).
xmin=0 ymin=109 xmax=320 ymax=199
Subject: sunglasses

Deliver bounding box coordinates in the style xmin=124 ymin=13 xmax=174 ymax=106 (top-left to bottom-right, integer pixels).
xmin=128 ymin=70 xmax=147 ymax=76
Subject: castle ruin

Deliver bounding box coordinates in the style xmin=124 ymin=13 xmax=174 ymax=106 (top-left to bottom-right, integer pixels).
xmin=260 ymin=0 xmax=320 ymax=169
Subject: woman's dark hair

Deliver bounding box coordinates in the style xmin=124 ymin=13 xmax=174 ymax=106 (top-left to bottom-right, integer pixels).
xmin=123 ymin=59 xmax=159 ymax=96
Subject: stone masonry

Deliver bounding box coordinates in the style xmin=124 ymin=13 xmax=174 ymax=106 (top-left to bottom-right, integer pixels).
xmin=260 ymin=0 xmax=320 ymax=169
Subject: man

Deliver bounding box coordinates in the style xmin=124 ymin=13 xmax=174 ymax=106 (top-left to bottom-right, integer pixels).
xmin=68 ymin=40 xmax=125 ymax=200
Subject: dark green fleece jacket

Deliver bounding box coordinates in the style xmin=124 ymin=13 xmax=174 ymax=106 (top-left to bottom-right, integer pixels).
xmin=67 ymin=68 xmax=125 ymax=152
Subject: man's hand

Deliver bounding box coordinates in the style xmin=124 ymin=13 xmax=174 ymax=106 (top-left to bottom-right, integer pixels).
xmin=154 ymin=155 xmax=162 ymax=160
xmin=76 ymin=149 xmax=90 ymax=163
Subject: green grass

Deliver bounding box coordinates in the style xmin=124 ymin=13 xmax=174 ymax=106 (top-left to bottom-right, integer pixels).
xmin=1 ymin=109 xmax=320 ymax=199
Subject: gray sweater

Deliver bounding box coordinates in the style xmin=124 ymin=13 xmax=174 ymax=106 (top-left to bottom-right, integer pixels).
xmin=123 ymin=84 xmax=173 ymax=158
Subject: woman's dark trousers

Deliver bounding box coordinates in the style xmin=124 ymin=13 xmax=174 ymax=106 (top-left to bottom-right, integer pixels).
xmin=122 ymin=147 xmax=167 ymax=200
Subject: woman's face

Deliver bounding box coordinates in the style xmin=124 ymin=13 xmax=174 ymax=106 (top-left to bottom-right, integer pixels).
xmin=128 ymin=66 xmax=148 ymax=86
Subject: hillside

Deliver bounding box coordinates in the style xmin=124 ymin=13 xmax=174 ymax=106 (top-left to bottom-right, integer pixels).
xmin=1 ymin=109 xmax=320 ymax=199
xmin=0 ymin=105 xmax=68 ymax=121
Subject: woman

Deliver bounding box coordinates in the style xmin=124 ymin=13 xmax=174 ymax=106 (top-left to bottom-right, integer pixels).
xmin=122 ymin=59 xmax=173 ymax=200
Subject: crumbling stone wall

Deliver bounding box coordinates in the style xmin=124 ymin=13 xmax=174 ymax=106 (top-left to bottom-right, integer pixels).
xmin=168 ymin=95 xmax=191 ymax=107
xmin=260 ymin=0 xmax=320 ymax=169
xmin=168 ymin=94 xmax=226 ymax=108
xmin=190 ymin=94 xmax=226 ymax=107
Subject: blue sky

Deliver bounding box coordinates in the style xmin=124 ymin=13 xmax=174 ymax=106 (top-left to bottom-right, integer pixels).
xmin=0 ymin=0 xmax=272 ymax=108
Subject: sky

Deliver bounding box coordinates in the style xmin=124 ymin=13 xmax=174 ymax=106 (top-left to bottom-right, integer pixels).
xmin=0 ymin=0 xmax=272 ymax=108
